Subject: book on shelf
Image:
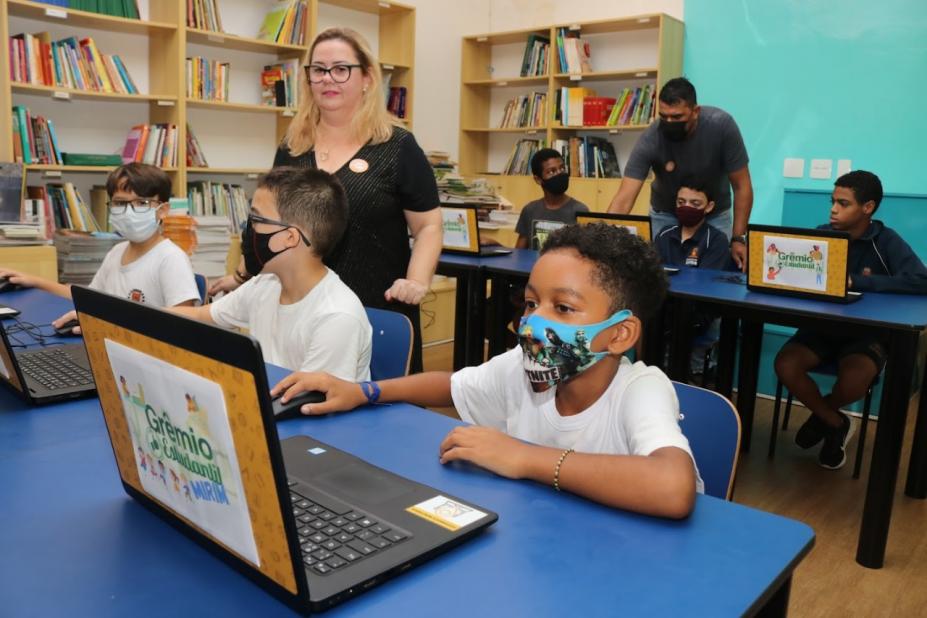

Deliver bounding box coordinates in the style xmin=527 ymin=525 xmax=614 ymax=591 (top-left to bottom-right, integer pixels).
xmin=555 ymin=86 xmax=596 ymax=127
xmin=66 ymin=0 xmax=141 ymax=19
xmin=498 ymin=92 xmax=546 ymax=129
xmin=0 ymin=163 xmax=25 ymax=225
xmin=260 ymin=59 xmax=299 ymax=108
xmin=553 ymin=137 xmax=620 ymax=178
xmin=519 ymin=34 xmax=550 ymax=77
xmin=605 ymin=84 xmax=656 ymax=126
xmin=11 ymin=106 xmax=64 ymax=165
xmin=555 ymin=28 xmax=592 ymax=74
xmin=187 ymin=0 xmax=224 ymax=32
xmin=257 ymin=0 xmax=308 ymax=46
xmin=503 ymin=139 xmax=544 ymax=176
xmin=583 ymin=96 xmax=616 ymax=126
xmin=36 ymin=182 xmax=101 ymax=232
xmin=120 ymin=124 xmax=178 ymax=167
xmin=186 ymin=56 xmax=230 ymax=102
xmin=187 ymin=181 xmax=249 ymax=232
xmin=8 ymin=33 xmax=138 ymax=94
xmin=186 ymin=124 xmax=209 ymax=167
xmin=387 ymin=87 xmax=407 ymax=119
xmin=61 ymin=153 xmax=122 ymax=166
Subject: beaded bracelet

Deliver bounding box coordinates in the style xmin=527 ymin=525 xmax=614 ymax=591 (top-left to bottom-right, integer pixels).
xmin=553 ymin=448 xmax=575 ymax=492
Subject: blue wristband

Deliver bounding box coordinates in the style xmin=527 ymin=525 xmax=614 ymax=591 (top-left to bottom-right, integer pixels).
xmin=359 ymin=381 xmax=381 ymax=404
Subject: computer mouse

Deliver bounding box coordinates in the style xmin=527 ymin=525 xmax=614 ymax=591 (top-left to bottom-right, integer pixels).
xmin=54 ymin=318 xmax=81 ymax=336
xmin=0 ymin=277 xmax=22 ymax=293
xmin=271 ymin=391 xmax=326 ymax=420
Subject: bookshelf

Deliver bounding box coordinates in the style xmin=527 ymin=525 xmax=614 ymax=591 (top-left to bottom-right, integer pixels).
xmin=459 ymin=14 xmax=683 ymax=214
xmin=1 ymin=0 xmax=417 ymax=200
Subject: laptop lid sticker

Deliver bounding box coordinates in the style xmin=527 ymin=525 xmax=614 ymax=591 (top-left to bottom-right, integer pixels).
xmin=406 ymin=495 xmax=489 ymax=532
xmin=748 ymin=229 xmax=848 ymax=297
xmin=441 ymin=207 xmax=479 ymax=253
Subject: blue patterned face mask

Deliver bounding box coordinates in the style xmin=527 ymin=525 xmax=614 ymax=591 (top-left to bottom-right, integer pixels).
xmin=517 ymin=309 xmax=632 ymax=392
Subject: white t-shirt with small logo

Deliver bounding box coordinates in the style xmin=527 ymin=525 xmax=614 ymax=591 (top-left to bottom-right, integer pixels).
xmin=451 ymin=347 xmax=704 ymax=493
xmin=89 ymin=239 xmax=199 ymax=307
xmin=208 ymin=269 xmax=372 ymax=381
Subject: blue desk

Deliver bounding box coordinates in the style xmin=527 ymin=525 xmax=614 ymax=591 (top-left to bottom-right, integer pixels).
xmin=1 ymin=301 xmax=814 ymax=616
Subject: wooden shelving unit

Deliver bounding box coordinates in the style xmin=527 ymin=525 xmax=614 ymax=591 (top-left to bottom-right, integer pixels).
xmin=459 ymin=13 xmax=683 ymax=214
xmin=1 ymin=0 xmax=416 ymax=198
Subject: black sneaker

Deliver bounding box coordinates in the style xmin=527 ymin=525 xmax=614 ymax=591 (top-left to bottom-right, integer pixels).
xmin=818 ymin=414 xmax=857 ymax=470
xmin=794 ymin=413 xmax=829 ymax=449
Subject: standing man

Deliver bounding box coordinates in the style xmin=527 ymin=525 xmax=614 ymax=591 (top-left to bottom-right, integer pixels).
xmin=607 ymin=78 xmax=753 ymax=270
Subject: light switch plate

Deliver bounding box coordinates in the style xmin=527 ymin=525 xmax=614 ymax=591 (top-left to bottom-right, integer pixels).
xmin=810 ymin=159 xmax=833 ymax=180
xmin=783 ymin=158 xmax=805 ymax=178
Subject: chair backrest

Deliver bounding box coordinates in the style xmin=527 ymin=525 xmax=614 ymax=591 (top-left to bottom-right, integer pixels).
xmin=194 ymin=273 xmax=207 ymax=304
xmin=673 ymin=382 xmax=741 ymax=500
xmin=365 ymin=307 xmax=414 ymax=381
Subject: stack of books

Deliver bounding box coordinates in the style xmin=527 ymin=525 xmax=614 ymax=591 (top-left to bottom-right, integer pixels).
xmin=120 ymin=124 xmax=179 ymax=167
xmin=8 ymin=33 xmax=138 ymax=94
xmin=256 ymin=1 xmax=308 ymax=46
xmin=387 ymin=87 xmax=407 ymax=119
xmin=554 ymin=86 xmax=597 ymax=126
xmin=11 ymin=106 xmax=63 ymax=165
xmin=187 ymin=181 xmax=249 ymax=231
xmin=606 ymin=85 xmax=656 ymax=126
xmin=503 ymin=139 xmax=544 ymax=175
xmin=191 ymin=215 xmax=233 ymax=278
xmin=519 ymin=34 xmax=550 ymax=77
xmin=54 ymin=232 xmax=123 ymax=285
xmin=555 ymin=28 xmax=592 ymax=74
xmin=187 ymin=0 xmax=223 ymax=31
xmin=498 ymin=92 xmax=546 ymax=128
xmin=552 ymin=137 xmax=621 ymax=178
xmin=260 ymin=59 xmax=299 ymax=108
xmin=186 ymin=56 xmax=229 ymax=102
xmin=186 ymin=124 xmax=208 ymax=167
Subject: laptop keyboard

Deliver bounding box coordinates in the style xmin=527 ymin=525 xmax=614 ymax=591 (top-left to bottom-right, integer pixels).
xmin=18 ymin=348 xmax=92 ymax=390
xmin=288 ymin=480 xmax=411 ymax=576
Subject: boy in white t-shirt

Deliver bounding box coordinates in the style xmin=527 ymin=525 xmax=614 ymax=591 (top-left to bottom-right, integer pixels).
xmin=0 ymin=163 xmax=199 ymax=333
xmin=171 ymin=167 xmax=371 ymax=381
xmin=272 ymin=223 xmax=700 ymax=519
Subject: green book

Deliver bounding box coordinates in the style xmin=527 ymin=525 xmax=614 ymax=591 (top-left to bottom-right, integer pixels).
xmin=61 ymin=153 xmax=123 ymax=166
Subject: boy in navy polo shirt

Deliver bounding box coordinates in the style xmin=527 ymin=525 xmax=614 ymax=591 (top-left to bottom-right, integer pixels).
xmin=654 ymin=176 xmax=730 ymax=270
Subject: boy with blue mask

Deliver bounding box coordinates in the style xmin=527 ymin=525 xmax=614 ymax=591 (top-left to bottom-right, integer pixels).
xmin=273 ymin=223 xmax=701 ymax=519
xmin=170 ymin=167 xmax=372 ymax=381
xmin=0 ymin=163 xmax=199 ymax=334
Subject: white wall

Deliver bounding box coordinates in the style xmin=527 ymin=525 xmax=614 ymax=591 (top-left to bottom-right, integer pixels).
xmin=405 ymin=0 xmax=684 ymax=160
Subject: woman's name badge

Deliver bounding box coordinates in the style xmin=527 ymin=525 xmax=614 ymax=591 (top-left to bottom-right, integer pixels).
xmin=349 ymin=158 xmax=369 ymax=173
xmin=665 ymin=160 xmax=676 ymax=172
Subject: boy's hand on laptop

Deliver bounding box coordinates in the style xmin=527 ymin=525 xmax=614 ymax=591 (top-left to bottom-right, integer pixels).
xmin=385 ymin=278 xmax=427 ymax=305
xmin=271 ymin=372 xmax=365 ymax=415
xmin=52 ymin=310 xmax=82 ymax=335
xmin=438 ymin=426 xmax=528 ymax=479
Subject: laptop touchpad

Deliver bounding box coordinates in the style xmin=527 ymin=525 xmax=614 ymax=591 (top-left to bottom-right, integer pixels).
xmin=315 ymin=463 xmax=414 ymax=505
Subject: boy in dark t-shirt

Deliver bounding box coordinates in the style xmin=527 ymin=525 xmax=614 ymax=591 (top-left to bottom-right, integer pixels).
xmin=515 ymin=149 xmax=589 ymax=250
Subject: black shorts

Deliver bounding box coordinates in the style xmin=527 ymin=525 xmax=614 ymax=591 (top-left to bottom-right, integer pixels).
xmin=787 ymin=329 xmax=887 ymax=371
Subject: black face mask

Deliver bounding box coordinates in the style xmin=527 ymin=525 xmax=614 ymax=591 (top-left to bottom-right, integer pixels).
xmin=541 ymin=172 xmax=570 ymax=196
xmin=240 ymin=220 xmax=293 ymax=277
xmin=660 ymin=119 xmax=689 ymax=142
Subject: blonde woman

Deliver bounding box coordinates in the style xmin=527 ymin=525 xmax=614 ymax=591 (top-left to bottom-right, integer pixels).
xmin=214 ymin=28 xmax=442 ymax=372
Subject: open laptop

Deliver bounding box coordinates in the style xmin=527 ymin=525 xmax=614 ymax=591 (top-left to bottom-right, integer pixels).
xmin=0 ymin=320 xmax=95 ymax=404
xmin=575 ymin=212 xmax=653 ymax=241
xmin=746 ymin=224 xmax=861 ymax=303
xmin=441 ymin=205 xmax=512 ymax=256
xmin=71 ymin=286 xmax=498 ymax=613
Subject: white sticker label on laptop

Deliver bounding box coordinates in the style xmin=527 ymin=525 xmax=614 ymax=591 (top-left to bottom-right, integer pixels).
xmin=406 ymin=495 xmax=488 ymax=531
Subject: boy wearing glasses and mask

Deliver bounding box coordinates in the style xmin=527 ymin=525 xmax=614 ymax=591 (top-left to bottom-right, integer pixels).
xmin=515 ymin=149 xmax=589 ymax=250
xmin=171 ymin=166 xmax=372 ymax=381
xmin=0 ymin=163 xmax=199 ymax=333
xmin=273 ymin=223 xmax=701 ymax=518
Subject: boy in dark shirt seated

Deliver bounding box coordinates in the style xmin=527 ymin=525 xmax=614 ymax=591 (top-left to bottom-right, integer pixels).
xmin=514 ymin=148 xmax=589 ymax=250
xmin=775 ymin=170 xmax=927 ymax=469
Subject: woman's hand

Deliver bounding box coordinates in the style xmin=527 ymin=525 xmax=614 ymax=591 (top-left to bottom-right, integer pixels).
xmin=385 ymin=278 xmax=428 ymax=305
xmin=208 ymin=274 xmax=241 ymax=296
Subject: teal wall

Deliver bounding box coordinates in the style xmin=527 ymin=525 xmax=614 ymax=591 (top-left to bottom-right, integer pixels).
xmin=682 ymin=0 xmax=927 ymax=225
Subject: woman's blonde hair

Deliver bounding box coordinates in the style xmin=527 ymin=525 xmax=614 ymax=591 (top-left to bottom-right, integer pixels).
xmin=284 ymin=28 xmax=402 ymax=156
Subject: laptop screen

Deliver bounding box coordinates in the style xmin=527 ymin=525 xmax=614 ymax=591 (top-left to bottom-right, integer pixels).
xmin=747 ymin=226 xmax=850 ymax=298
xmin=76 ymin=298 xmax=300 ymax=596
xmin=441 ymin=206 xmax=480 ymax=253
xmin=575 ymin=213 xmax=652 ymax=241
xmin=0 ymin=328 xmax=25 ymax=393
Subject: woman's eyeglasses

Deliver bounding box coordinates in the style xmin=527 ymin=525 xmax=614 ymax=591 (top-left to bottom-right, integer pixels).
xmin=304 ymin=64 xmax=363 ymax=84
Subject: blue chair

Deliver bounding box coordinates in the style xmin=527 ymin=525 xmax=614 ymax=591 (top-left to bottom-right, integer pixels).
xmin=194 ymin=273 xmax=207 ymax=304
xmin=769 ymin=364 xmax=879 ymax=479
xmin=365 ymin=307 xmax=413 ymax=381
xmin=674 ymin=381 xmax=741 ymax=500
